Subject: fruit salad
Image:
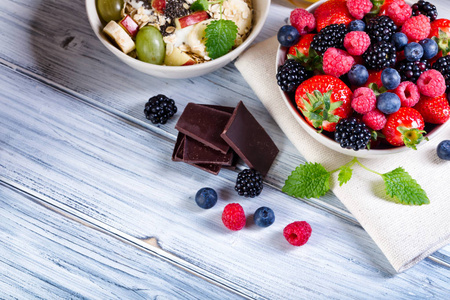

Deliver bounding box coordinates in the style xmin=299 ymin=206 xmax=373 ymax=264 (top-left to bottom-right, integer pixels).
xmin=276 ymin=0 xmax=450 ymax=151
xmin=97 ymin=0 xmax=253 ymax=65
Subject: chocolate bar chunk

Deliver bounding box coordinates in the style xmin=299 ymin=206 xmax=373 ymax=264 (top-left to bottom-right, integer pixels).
xmin=175 ymin=103 xmax=231 ymax=154
xmin=220 ymin=101 xmax=279 ymax=177
xmin=184 ymin=136 xmax=234 ymax=165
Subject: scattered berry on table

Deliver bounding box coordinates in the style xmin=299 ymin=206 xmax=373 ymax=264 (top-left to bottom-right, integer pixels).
xmin=314 ymin=0 xmax=354 ymax=32
xmin=311 ymin=23 xmax=348 ymax=55
xmin=254 ymin=207 xmax=275 ymax=228
xmin=362 ymin=109 xmax=387 ymax=131
xmin=366 ymin=16 xmax=397 ymax=43
xmin=283 ymin=221 xmax=312 ymax=246
xmin=417 ymin=69 xmax=446 ymax=97
xmin=404 ymin=42 xmax=424 ymax=61
xmin=419 ymin=38 xmax=438 ymax=59
xmin=322 ymin=48 xmax=355 ymax=78
xmin=277 ymin=25 xmax=300 ymax=47
xmin=401 ymin=14 xmax=431 ymax=41
xmin=235 ymin=169 xmax=263 ymax=198
xmin=377 ymin=92 xmax=401 ymax=114
xmin=382 ymin=107 xmax=426 ymax=148
xmin=432 ymin=56 xmax=450 ymax=92
xmin=346 ymin=0 xmax=372 ymax=20
xmin=144 ymin=94 xmax=177 ymax=124
xmin=195 ymin=187 xmax=218 ymax=209
xmin=348 ymin=64 xmax=369 ymax=86
xmin=334 ymin=117 xmax=371 ymax=151
xmin=412 ymin=0 xmax=438 ymax=22
xmin=348 ymin=19 xmax=365 ymax=31
xmin=276 ymin=59 xmax=312 ymax=93
xmin=395 ymin=81 xmax=420 ymax=107
xmin=344 ymin=31 xmax=371 ymax=56
xmin=436 ymin=140 xmax=450 ymax=160
xmin=397 ymin=59 xmax=430 ymax=83
xmin=362 ymin=41 xmax=397 ymax=70
xmin=386 ymin=0 xmax=412 ymax=26
xmin=381 ymin=68 xmax=401 ymax=90
xmin=351 ymin=87 xmax=376 ymax=114
xmin=290 ymin=8 xmax=316 ymax=35
xmin=391 ymin=32 xmax=409 ymax=51
xmin=414 ymin=94 xmax=450 ymax=124
xmin=222 ymin=203 xmax=246 ymax=231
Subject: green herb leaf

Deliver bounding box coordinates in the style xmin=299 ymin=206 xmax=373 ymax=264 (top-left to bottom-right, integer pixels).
xmin=282 ymin=162 xmax=331 ymax=198
xmin=205 ymin=19 xmax=238 ymax=59
xmin=190 ymin=0 xmax=209 ymax=11
xmin=381 ymin=167 xmax=429 ymax=205
xmin=338 ymin=166 xmax=353 ymax=186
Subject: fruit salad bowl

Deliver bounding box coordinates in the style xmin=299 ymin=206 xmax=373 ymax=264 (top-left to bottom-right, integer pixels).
xmin=86 ymin=0 xmax=270 ymax=79
xmin=276 ymin=0 xmax=450 ymax=158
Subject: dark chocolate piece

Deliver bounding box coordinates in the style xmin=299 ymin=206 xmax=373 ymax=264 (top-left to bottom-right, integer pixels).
xmin=172 ymin=132 xmax=185 ymax=161
xmin=183 ymin=136 xmax=234 ymax=165
xmin=220 ymin=101 xmax=279 ymax=177
xmin=175 ymin=103 xmax=231 ymax=154
xmin=201 ymin=104 xmax=235 ymax=114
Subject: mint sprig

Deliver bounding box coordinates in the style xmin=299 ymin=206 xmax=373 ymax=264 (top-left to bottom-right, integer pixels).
xmin=282 ymin=158 xmax=429 ymax=205
xmin=190 ymin=0 xmax=209 ymax=12
xmin=205 ymin=19 xmax=238 ymax=59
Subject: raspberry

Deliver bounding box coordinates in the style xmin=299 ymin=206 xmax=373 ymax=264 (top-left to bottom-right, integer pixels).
xmin=394 ymin=81 xmax=420 ymax=107
xmin=362 ymin=109 xmax=387 ymax=130
xmin=290 ymin=8 xmax=316 ymax=35
xmin=322 ymin=48 xmax=355 ymax=78
xmin=351 ymin=87 xmax=376 ymax=114
xmin=346 ymin=0 xmax=372 ymax=20
xmin=283 ymin=221 xmax=312 ymax=246
xmin=417 ymin=69 xmax=446 ymax=97
xmin=387 ymin=0 xmax=412 ymax=26
xmin=343 ymin=31 xmax=371 ymax=56
xmin=222 ymin=203 xmax=246 ymax=231
xmin=401 ymin=15 xmax=431 ymax=41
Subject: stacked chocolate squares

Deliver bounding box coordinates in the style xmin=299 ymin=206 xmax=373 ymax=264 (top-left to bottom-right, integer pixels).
xmin=172 ymin=101 xmax=279 ymax=177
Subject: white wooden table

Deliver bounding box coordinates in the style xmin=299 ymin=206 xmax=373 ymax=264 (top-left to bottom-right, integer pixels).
xmin=1 ymin=0 xmax=449 ymax=298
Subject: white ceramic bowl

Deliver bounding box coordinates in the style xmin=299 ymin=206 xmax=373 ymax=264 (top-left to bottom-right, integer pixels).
xmin=86 ymin=0 xmax=270 ymax=79
xmin=276 ymin=0 xmax=449 ymax=158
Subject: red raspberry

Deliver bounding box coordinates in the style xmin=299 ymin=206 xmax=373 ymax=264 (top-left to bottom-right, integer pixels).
xmin=344 ymin=31 xmax=371 ymax=56
xmin=362 ymin=109 xmax=387 ymax=130
xmin=222 ymin=203 xmax=246 ymax=231
xmin=417 ymin=70 xmax=446 ymax=97
xmin=322 ymin=48 xmax=355 ymax=78
xmin=290 ymin=8 xmax=316 ymax=35
xmin=351 ymin=87 xmax=376 ymax=114
xmin=346 ymin=0 xmax=372 ymax=20
xmin=401 ymin=15 xmax=431 ymax=41
xmin=283 ymin=221 xmax=312 ymax=246
xmin=386 ymin=0 xmax=412 ymax=26
xmin=394 ymin=81 xmax=420 ymax=107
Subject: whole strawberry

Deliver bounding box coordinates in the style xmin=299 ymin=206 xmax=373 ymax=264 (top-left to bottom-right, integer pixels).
xmin=429 ymin=19 xmax=450 ymax=57
xmin=314 ymin=0 xmax=354 ymax=32
xmin=287 ymin=34 xmax=323 ymax=72
xmin=414 ymin=94 xmax=450 ymax=124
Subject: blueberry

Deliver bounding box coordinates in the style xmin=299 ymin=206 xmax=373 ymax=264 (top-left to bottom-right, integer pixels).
xmin=195 ymin=187 xmax=217 ymax=209
xmin=277 ymin=25 xmax=300 ymax=47
xmin=391 ymin=32 xmax=409 ymax=51
xmin=437 ymin=140 xmax=450 ymax=160
xmin=404 ymin=42 xmax=424 ymax=61
xmin=419 ymin=38 xmax=438 ymax=59
xmin=254 ymin=207 xmax=275 ymax=228
xmin=349 ymin=20 xmax=366 ymax=32
xmin=381 ymin=68 xmax=401 ymax=90
xmin=348 ymin=64 xmax=369 ymax=86
xmin=377 ymin=92 xmax=401 ymax=114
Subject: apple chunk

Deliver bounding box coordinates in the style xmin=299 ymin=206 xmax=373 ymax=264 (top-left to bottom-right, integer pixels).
xmin=119 ymin=15 xmax=139 ymax=37
xmin=152 ymin=0 xmax=166 ymax=14
xmin=164 ymin=47 xmax=196 ymax=66
xmin=175 ymin=11 xmax=210 ymax=30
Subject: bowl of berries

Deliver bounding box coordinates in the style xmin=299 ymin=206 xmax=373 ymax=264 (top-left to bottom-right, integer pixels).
xmin=86 ymin=0 xmax=270 ymax=79
xmin=276 ymin=0 xmax=450 ymax=157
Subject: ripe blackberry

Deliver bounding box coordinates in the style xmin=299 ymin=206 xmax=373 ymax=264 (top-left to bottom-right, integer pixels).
xmin=366 ymin=16 xmax=398 ymax=43
xmin=362 ymin=41 xmax=397 ymax=70
xmin=235 ymin=169 xmax=263 ymax=198
xmin=276 ymin=59 xmax=312 ymax=93
xmin=412 ymin=0 xmax=438 ymax=21
xmin=334 ymin=117 xmax=371 ymax=151
xmin=144 ymin=94 xmax=177 ymax=124
xmin=432 ymin=56 xmax=450 ymax=92
xmin=397 ymin=59 xmax=430 ymax=83
xmin=310 ymin=24 xmax=348 ymax=55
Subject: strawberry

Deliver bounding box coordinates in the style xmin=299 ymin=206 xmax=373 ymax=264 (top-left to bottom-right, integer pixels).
xmin=287 ymin=34 xmax=323 ymax=72
xmin=429 ymin=19 xmax=450 ymax=56
xmin=288 ymin=34 xmax=315 ymax=57
xmin=414 ymin=94 xmax=450 ymax=124
xmin=295 ymin=75 xmax=352 ymax=132
xmin=382 ymin=107 xmax=427 ymax=149
xmin=314 ymin=0 xmax=354 ymax=32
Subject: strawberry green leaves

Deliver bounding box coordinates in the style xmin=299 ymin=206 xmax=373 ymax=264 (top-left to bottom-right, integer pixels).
xmin=298 ymin=90 xmax=342 ymax=132
xmin=282 ymin=163 xmax=330 ymax=198
xmin=382 ymin=167 xmax=429 ymax=205
xmin=287 ymin=48 xmax=323 ymax=72
xmin=397 ymin=126 xmax=428 ymax=150
xmin=432 ymin=29 xmax=450 ymax=56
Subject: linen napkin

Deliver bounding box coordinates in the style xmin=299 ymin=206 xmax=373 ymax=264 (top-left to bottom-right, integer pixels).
xmin=235 ymin=36 xmax=450 ymax=272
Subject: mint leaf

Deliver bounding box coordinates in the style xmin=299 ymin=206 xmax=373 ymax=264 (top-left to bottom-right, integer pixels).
xmin=282 ymin=163 xmax=331 ymax=198
xmin=190 ymin=0 xmax=209 ymax=12
xmin=381 ymin=167 xmax=429 ymax=205
xmin=338 ymin=166 xmax=353 ymax=186
xmin=205 ymin=19 xmax=238 ymax=59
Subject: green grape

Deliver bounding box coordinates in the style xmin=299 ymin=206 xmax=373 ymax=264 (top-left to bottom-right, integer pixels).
xmin=136 ymin=26 xmax=165 ymax=65
xmin=96 ymin=0 xmax=124 ymax=23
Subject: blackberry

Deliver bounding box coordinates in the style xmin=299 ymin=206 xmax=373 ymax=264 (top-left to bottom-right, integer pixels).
xmin=397 ymin=59 xmax=430 ymax=83
xmin=362 ymin=41 xmax=397 ymax=70
xmin=235 ymin=169 xmax=263 ymax=198
xmin=432 ymin=56 xmax=450 ymax=92
xmin=276 ymin=59 xmax=311 ymax=93
xmin=310 ymin=23 xmax=348 ymax=54
xmin=334 ymin=118 xmax=371 ymax=151
xmin=144 ymin=94 xmax=177 ymax=124
xmin=412 ymin=0 xmax=438 ymax=21
xmin=366 ymin=16 xmax=398 ymax=43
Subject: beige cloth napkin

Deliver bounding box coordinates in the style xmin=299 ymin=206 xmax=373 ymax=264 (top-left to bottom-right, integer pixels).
xmin=235 ymin=36 xmax=450 ymax=272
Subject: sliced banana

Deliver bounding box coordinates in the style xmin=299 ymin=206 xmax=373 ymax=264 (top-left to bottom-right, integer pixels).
xmin=103 ymin=21 xmax=136 ymax=54
xmin=222 ymin=0 xmax=252 ymax=46
xmin=187 ymin=20 xmax=211 ymax=58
